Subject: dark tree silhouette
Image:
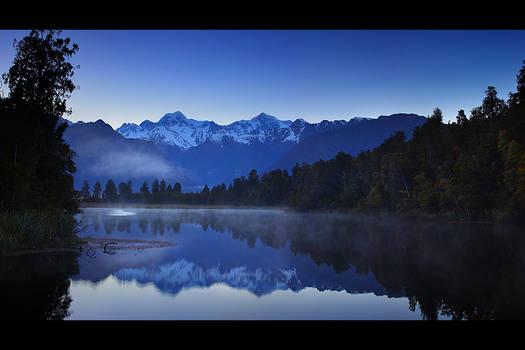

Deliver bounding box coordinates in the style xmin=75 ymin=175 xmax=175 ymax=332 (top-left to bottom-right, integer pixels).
xmin=80 ymin=180 xmax=90 ymax=201
xmin=140 ymin=181 xmax=150 ymax=194
xmin=0 ymin=30 xmax=80 ymax=213
xmin=103 ymin=179 xmax=118 ymax=202
xmin=92 ymin=181 xmax=102 ymax=201
xmin=2 ymin=30 xmax=78 ymax=116
xmin=151 ymin=179 xmax=159 ymax=194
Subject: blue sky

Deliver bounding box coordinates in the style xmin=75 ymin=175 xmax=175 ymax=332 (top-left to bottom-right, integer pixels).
xmin=1 ymin=29 xmax=524 ymax=128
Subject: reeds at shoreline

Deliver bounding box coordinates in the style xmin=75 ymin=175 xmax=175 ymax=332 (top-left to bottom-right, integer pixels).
xmin=0 ymin=209 xmax=83 ymax=255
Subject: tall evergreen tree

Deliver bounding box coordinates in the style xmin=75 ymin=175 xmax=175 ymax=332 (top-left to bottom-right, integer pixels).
xmin=2 ymin=30 xmax=78 ymax=116
xmin=140 ymin=181 xmax=150 ymax=194
xmin=498 ymin=61 xmax=525 ymax=216
xmin=80 ymin=180 xmax=90 ymax=201
xmin=103 ymin=179 xmax=118 ymax=202
xmin=92 ymin=181 xmax=102 ymax=201
xmin=152 ymin=179 xmax=160 ymax=194
xmin=0 ymin=30 xmax=79 ymax=212
xmin=201 ymin=184 xmax=210 ymax=204
xmin=118 ymin=181 xmax=132 ymax=197
xmin=456 ymin=109 xmax=468 ymax=126
xmin=248 ymin=169 xmax=259 ymax=186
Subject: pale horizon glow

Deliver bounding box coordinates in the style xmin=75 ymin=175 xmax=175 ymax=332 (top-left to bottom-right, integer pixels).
xmin=1 ymin=29 xmax=524 ymax=129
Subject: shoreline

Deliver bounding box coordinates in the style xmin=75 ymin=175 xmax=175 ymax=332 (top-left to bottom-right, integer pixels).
xmin=78 ymin=203 xmax=522 ymax=224
xmin=1 ymin=237 xmax=177 ymax=257
xmin=3 ymin=206 xmax=521 ymax=257
xmin=79 ymin=202 xmax=291 ymax=211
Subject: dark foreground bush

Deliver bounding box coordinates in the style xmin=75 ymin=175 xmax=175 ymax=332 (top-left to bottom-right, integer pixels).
xmin=0 ymin=209 xmax=82 ymax=254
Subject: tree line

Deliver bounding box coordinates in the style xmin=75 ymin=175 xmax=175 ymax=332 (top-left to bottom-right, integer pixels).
xmin=83 ymin=61 xmax=525 ymax=220
xmin=291 ymin=61 xmax=525 ymax=220
xmin=80 ymin=169 xmax=291 ymax=206
xmin=289 ymin=64 xmax=525 ymax=220
xmin=79 ymin=208 xmax=525 ymax=320
xmin=2 ymin=30 xmax=523 ymax=222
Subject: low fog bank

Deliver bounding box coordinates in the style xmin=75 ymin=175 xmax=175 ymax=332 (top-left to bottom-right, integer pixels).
xmin=62 ymin=120 xmax=196 ymax=190
xmin=73 ymin=150 xmax=192 ymax=189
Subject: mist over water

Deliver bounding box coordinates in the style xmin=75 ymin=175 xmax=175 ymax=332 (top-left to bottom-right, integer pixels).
xmin=2 ymin=208 xmax=525 ymax=320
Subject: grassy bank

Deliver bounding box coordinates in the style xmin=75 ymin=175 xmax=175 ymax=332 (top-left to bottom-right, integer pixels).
xmin=0 ymin=209 xmax=84 ymax=255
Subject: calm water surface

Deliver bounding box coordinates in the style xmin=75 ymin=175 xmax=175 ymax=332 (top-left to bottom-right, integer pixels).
xmin=2 ymin=207 xmax=524 ymax=320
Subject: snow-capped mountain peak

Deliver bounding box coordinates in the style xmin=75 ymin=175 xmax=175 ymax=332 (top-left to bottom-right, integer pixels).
xmin=249 ymin=112 xmax=289 ymax=130
xmin=158 ymin=111 xmax=188 ymax=125
xmin=115 ymin=111 xmax=373 ymax=150
xmin=252 ymin=112 xmax=273 ymax=120
xmin=251 ymin=112 xmax=278 ymax=123
xmin=349 ymin=116 xmax=373 ymax=123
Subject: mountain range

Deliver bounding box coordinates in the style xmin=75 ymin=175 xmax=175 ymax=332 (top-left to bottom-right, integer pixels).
xmin=62 ymin=111 xmax=428 ymax=191
xmin=116 ymin=111 xmax=370 ymax=150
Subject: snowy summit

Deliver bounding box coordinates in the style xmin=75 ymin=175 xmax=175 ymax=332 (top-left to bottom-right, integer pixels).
xmin=115 ymin=111 xmax=368 ymax=150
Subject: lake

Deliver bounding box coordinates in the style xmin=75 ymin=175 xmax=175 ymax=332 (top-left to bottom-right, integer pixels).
xmin=1 ymin=207 xmax=524 ymax=320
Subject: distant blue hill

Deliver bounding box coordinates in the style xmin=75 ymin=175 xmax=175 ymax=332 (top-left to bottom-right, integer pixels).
xmin=62 ymin=119 xmax=195 ymax=191
xmin=268 ymin=113 xmax=428 ymax=172
xmin=61 ymin=112 xmax=427 ymax=191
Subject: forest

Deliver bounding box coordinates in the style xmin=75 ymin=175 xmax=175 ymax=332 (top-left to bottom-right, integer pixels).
xmin=1 ymin=29 xmax=524 ymax=255
xmin=83 ymin=61 xmax=525 ymax=220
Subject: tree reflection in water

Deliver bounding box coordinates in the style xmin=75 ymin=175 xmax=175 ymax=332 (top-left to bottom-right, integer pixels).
xmin=0 ymin=251 xmax=80 ymax=320
xmin=83 ymin=209 xmax=525 ymax=320
xmin=4 ymin=210 xmax=522 ymax=320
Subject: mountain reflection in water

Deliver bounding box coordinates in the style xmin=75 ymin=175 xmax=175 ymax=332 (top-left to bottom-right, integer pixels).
xmin=2 ymin=208 xmax=525 ymax=320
